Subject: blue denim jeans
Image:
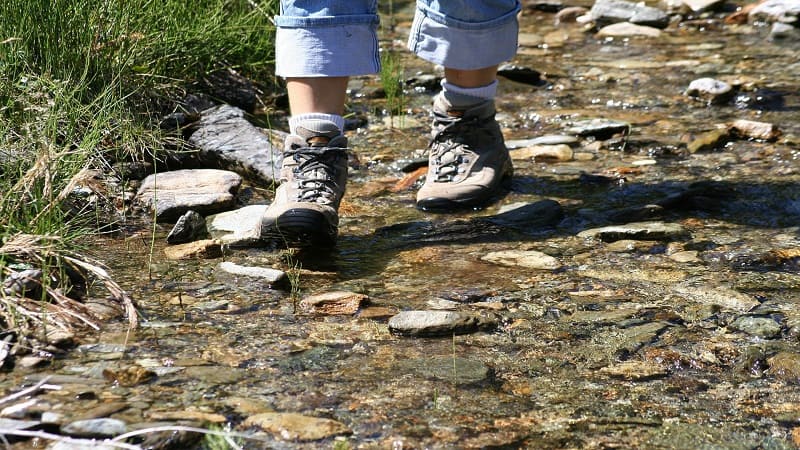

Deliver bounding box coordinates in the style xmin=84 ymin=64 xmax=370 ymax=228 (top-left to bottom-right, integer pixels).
xmin=275 ymin=0 xmax=520 ymax=77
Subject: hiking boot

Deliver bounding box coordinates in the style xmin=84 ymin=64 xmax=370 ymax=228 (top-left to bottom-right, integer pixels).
xmin=416 ymin=95 xmax=513 ymax=211
xmin=260 ymin=120 xmax=348 ymax=247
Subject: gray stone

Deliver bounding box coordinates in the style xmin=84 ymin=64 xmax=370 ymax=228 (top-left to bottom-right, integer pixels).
xmin=577 ymin=221 xmax=690 ymax=242
xmin=682 ymin=0 xmax=726 ymax=12
xmin=565 ymin=118 xmax=630 ymax=139
xmin=61 ymin=418 xmax=127 ymax=438
xmin=191 ymin=300 xmax=229 ymax=312
xmin=166 ymin=210 xmax=207 ymax=244
xmin=207 ymin=204 xmax=267 ymax=248
xmin=685 ymin=78 xmax=734 ymax=105
xmin=216 ymin=261 xmax=287 ymax=285
xmin=0 ymin=417 xmax=41 ymax=431
xmin=770 ymin=21 xmax=800 ymax=40
xmin=673 ymin=284 xmax=760 ymax=312
xmin=506 ymin=135 xmax=579 ymax=148
xmin=388 ymin=310 xmax=496 ymax=337
xmin=3 ymin=268 xmax=44 ymax=299
xmin=596 ymin=22 xmax=663 ymax=38
xmin=482 ymin=249 xmax=562 ymax=270
xmin=750 ymin=0 xmax=800 ymax=24
xmin=730 ymin=316 xmax=782 ymax=338
xmin=188 ymin=105 xmax=283 ymax=185
xmin=589 ymin=0 xmax=670 ymax=28
xmin=136 ymin=169 xmax=241 ymax=221
xmin=49 ymin=441 xmax=129 ymax=450
xmin=486 ymin=199 xmax=564 ymax=230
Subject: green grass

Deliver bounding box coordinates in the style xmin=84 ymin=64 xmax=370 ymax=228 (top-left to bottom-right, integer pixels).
xmin=379 ymin=49 xmax=405 ymax=128
xmin=0 ymin=0 xmax=277 ymax=239
xmin=0 ymin=1 xmax=277 ymax=334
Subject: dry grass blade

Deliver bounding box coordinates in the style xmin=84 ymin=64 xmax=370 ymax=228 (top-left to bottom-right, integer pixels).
xmin=0 ymin=233 xmax=138 ymax=334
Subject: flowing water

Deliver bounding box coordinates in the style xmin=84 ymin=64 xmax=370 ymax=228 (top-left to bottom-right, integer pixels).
xmin=4 ymin=2 xmax=800 ymax=449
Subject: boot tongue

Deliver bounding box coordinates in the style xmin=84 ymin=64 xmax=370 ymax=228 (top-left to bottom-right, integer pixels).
xmin=294 ymin=120 xmax=342 ymax=147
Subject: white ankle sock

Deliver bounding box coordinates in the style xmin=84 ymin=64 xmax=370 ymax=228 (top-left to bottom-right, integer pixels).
xmin=441 ymin=79 xmax=498 ymax=107
xmin=289 ymin=113 xmax=345 ymax=135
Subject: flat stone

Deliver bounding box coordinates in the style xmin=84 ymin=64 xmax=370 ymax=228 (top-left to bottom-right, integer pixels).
xmin=300 ymin=291 xmax=368 ymax=315
xmin=216 ymin=261 xmax=287 ymax=286
xmin=770 ymin=21 xmax=800 ymax=40
xmin=243 ymin=412 xmax=351 ymax=441
xmin=597 ymin=22 xmax=663 ymax=38
xmin=61 ymin=418 xmax=127 ymax=438
xmin=166 ymin=210 xmax=207 ymax=244
xmin=566 ymin=118 xmax=630 ymax=139
xmin=163 ymin=239 xmax=223 ymax=260
xmin=682 ymin=0 xmax=726 ymax=12
xmin=749 ymin=0 xmax=800 ymax=24
xmin=577 ymin=221 xmax=690 ymax=242
xmin=506 ymin=135 xmax=579 ymax=148
xmin=482 ymin=249 xmax=562 ymax=270
xmin=388 ymin=310 xmax=496 ymax=337
xmin=729 ymin=119 xmax=781 ymax=141
xmin=599 ymin=360 xmax=667 ymax=380
xmin=207 ymin=204 xmax=266 ymax=248
xmin=673 ymin=284 xmax=760 ymax=312
xmin=183 ymin=366 xmax=246 ymax=384
xmin=768 ymin=352 xmax=800 ymax=382
xmin=730 ymin=316 xmax=782 ymax=338
xmin=511 ymin=144 xmax=574 ymax=161
xmin=685 ymin=78 xmax=734 ymax=105
xmin=136 ymin=169 xmax=241 ymax=221
xmin=188 ymin=105 xmax=283 ymax=185
xmin=687 ymin=128 xmax=730 ymax=153
xmin=589 ymin=0 xmax=670 ymax=28
xmin=565 ymin=308 xmax=639 ymax=324
xmin=399 ymin=356 xmax=491 ymax=384
xmin=50 ymin=441 xmax=120 ymax=450
xmin=0 ymin=418 xmax=41 ymax=431
xmin=486 ymin=200 xmax=564 ymax=231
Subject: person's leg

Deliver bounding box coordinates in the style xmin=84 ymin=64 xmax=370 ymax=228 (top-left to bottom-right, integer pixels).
xmin=261 ymin=1 xmax=379 ymax=246
xmin=407 ymin=0 xmax=520 ymax=210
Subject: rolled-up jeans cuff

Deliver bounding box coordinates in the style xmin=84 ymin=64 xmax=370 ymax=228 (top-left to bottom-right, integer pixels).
xmin=275 ymin=23 xmax=380 ymax=77
xmin=407 ymin=6 xmax=520 ymax=70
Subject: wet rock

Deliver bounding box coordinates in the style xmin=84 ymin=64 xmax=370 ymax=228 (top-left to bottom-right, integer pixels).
xmin=599 ymin=360 xmax=667 ymax=380
xmin=136 ymin=169 xmax=241 ymax=221
xmin=565 ymin=308 xmax=639 ymax=325
xmin=589 ymin=0 xmax=670 ymax=28
xmin=388 ymin=311 xmax=496 ymax=337
xmin=596 ymin=22 xmax=663 ymax=38
xmin=497 ymin=64 xmax=543 ymax=85
xmin=399 ymin=356 xmax=491 ymax=384
xmin=729 ymin=316 xmax=782 ymax=338
xmin=481 ymin=249 xmax=562 ymax=270
xmin=206 ymin=204 xmax=266 ymax=247
xmin=673 ymin=284 xmax=760 ymax=312
xmin=61 ymin=418 xmax=127 ymax=438
xmin=216 ymin=261 xmax=287 ymax=286
xmin=768 ymin=352 xmax=800 ymax=382
xmin=300 ymin=291 xmax=368 ymax=315
xmin=734 ymin=272 xmax=800 ymax=291
xmin=192 ymin=299 xmax=229 ymax=312
xmin=187 ymin=105 xmax=283 ymax=185
xmin=685 ymin=78 xmax=734 ymax=105
xmin=682 ymin=0 xmax=726 ymax=12
xmin=616 ymin=322 xmax=672 ymax=356
xmin=729 ymin=119 xmax=781 ymax=141
xmin=358 ymin=306 xmax=399 ymax=320
xmin=146 ymin=410 xmax=226 ymax=423
xmin=577 ymin=221 xmax=690 ymax=242
xmin=749 ymin=0 xmax=800 ymax=24
xmin=506 ymin=135 xmax=579 ymax=148
xmin=166 ymin=210 xmax=207 ymax=244
xmin=669 ymin=250 xmax=700 ymax=263
xmin=565 ymin=118 xmax=630 ymax=139
xmin=556 ymin=6 xmax=590 ymax=24
xmin=686 ymin=128 xmax=730 ymax=153
xmin=404 ymin=73 xmax=442 ymax=92
xmin=511 ymin=144 xmax=574 ymax=161
xmin=243 ymin=412 xmax=351 ymax=441
xmin=0 ymin=418 xmax=41 ymax=433
xmin=770 ymin=22 xmax=800 ymax=40
xmin=487 ymin=200 xmax=564 ymax=231
xmin=163 ymin=239 xmax=223 ymax=260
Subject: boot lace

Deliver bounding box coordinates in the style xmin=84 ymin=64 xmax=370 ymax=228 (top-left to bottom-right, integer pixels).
xmin=428 ymin=115 xmax=484 ymax=182
xmin=287 ymin=147 xmax=346 ymax=204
